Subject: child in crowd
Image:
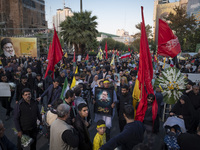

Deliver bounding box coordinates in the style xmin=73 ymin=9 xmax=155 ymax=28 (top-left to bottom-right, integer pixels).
xmin=93 ymin=120 xmax=106 ymax=150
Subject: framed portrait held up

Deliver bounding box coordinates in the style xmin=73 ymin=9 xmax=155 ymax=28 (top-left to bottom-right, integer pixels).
xmin=94 ymin=87 xmax=113 ymax=116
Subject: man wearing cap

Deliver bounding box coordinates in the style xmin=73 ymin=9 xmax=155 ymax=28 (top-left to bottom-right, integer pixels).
xmin=93 ymin=79 xmax=117 ymax=141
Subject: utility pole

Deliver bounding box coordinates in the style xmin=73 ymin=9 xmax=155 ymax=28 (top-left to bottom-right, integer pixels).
xmin=63 ymin=0 xmax=65 ymax=8
xmin=80 ymin=0 xmax=82 ymax=13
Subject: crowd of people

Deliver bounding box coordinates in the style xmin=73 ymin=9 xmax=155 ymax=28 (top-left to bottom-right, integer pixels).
xmin=0 ymin=47 xmax=200 ymax=150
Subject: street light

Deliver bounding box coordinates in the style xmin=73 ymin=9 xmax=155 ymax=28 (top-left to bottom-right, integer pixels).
xmin=80 ymin=0 xmax=82 ymax=13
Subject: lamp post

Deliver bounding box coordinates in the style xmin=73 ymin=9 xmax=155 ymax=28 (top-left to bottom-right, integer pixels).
xmin=80 ymin=0 xmax=82 ymax=13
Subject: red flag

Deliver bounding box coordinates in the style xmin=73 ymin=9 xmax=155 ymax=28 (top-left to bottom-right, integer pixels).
xmin=47 ymin=42 xmax=52 ymax=60
xmin=45 ymin=26 xmax=63 ymax=78
xmin=128 ymin=47 xmax=130 ymax=52
xmin=85 ymin=54 xmax=89 ymax=61
xmin=158 ymin=19 xmax=181 ymax=58
xmin=73 ymin=51 xmax=76 ymax=63
xmin=105 ymin=41 xmax=108 ymax=59
xmin=135 ymin=7 xmax=158 ymax=123
xmin=116 ymin=51 xmax=119 ymax=56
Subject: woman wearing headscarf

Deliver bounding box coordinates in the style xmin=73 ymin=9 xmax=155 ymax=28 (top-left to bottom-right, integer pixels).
xmin=170 ymin=95 xmax=197 ymax=133
xmin=91 ymin=75 xmax=98 ymax=89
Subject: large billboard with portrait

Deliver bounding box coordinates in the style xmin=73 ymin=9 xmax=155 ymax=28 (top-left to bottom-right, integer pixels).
xmin=187 ymin=0 xmax=200 ymax=22
xmin=94 ymin=87 xmax=113 ymax=116
xmin=0 ymin=37 xmax=37 ymax=58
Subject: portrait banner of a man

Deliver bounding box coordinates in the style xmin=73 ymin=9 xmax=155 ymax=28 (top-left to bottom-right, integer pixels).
xmin=94 ymin=87 xmax=113 ymax=116
xmin=0 ymin=37 xmax=37 ymax=58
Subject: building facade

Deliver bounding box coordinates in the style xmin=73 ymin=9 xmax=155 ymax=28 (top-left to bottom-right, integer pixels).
xmin=153 ymin=0 xmax=188 ymax=43
xmin=0 ymin=0 xmax=47 ymax=35
xmin=52 ymin=7 xmax=73 ymax=32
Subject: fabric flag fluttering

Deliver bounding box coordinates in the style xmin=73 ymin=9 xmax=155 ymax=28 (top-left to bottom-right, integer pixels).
xmin=64 ymin=52 xmax=68 ymax=58
xmin=120 ymin=52 xmax=131 ymax=59
xmin=47 ymin=42 xmax=52 ymax=60
xmin=110 ymin=54 xmax=115 ymax=66
xmin=73 ymin=51 xmax=76 ymax=66
xmin=157 ymin=19 xmax=181 ymax=58
xmin=105 ymin=41 xmax=108 ymax=59
xmin=132 ymin=79 xmax=141 ymax=117
xmin=60 ymin=77 xmax=69 ymax=100
xmin=85 ymin=54 xmax=89 ymax=64
xmin=70 ymin=66 xmax=78 ymax=89
xmin=45 ymin=27 xmax=63 ymax=78
xmin=135 ymin=7 xmax=158 ymax=123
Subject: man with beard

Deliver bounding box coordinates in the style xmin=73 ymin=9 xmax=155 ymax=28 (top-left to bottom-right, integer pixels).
xmin=0 ymin=38 xmax=15 ymax=66
xmin=93 ymin=79 xmax=117 ymax=141
xmin=118 ymin=84 xmax=133 ymax=132
xmin=64 ymin=90 xmax=76 ymax=125
xmin=15 ymin=75 xmax=32 ymax=103
xmin=143 ymin=94 xmax=159 ymax=150
xmin=14 ymin=88 xmax=42 ymax=150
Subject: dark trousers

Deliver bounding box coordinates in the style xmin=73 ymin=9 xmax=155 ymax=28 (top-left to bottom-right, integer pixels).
xmin=17 ymin=127 xmax=38 ymax=150
xmin=119 ymin=119 xmax=126 ymax=132
xmin=0 ymin=97 xmax=12 ymax=116
xmin=106 ymin=127 xmax=110 ymax=142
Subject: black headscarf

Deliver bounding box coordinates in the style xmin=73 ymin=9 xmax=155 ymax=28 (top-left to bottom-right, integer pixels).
xmin=171 ymin=95 xmax=197 ymax=133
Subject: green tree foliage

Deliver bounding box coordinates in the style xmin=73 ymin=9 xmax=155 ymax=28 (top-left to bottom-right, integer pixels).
xmin=165 ymin=6 xmax=198 ymax=52
xmin=60 ymin=11 xmax=98 ymax=54
xmin=99 ymin=38 xmax=134 ymax=52
xmin=130 ymin=23 xmax=154 ymax=52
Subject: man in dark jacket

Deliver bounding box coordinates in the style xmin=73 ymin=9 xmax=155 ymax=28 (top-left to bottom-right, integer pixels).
xmin=44 ymin=70 xmax=53 ymax=90
xmin=38 ymin=78 xmax=62 ymax=111
xmin=85 ymin=69 xmax=93 ymax=87
xmin=74 ymin=103 xmax=92 ymax=150
xmin=100 ymin=105 xmax=145 ymax=150
xmin=14 ymin=88 xmax=42 ymax=150
xmin=118 ymin=84 xmax=133 ymax=132
xmin=15 ymin=75 xmax=32 ymax=103
xmin=177 ymin=122 xmax=200 ymax=150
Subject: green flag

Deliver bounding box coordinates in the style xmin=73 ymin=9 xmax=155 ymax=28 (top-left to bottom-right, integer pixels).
xmin=60 ymin=77 xmax=69 ymax=100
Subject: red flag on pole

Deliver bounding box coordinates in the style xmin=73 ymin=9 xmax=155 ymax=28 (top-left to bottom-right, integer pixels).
xmin=47 ymin=42 xmax=52 ymax=60
xmin=85 ymin=54 xmax=89 ymax=64
xmin=105 ymin=41 xmax=108 ymax=59
xmin=157 ymin=19 xmax=181 ymax=58
xmin=45 ymin=26 xmax=63 ymax=78
xmin=135 ymin=7 xmax=158 ymax=123
xmin=128 ymin=47 xmax=130 ymax=52
xmin=73 ymin=51 xmax=76 ymax=66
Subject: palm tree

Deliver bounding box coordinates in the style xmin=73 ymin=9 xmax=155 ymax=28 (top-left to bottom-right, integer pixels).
xmin=60 ymin=11 xmax=98 ymax=54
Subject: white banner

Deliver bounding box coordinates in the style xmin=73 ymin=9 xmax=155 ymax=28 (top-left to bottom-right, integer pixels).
xmin=0 ymin=82 xmax=11 ymax=97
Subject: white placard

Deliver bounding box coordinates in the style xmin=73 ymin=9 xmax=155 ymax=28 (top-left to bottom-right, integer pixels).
xmin=77 ymin=55 xmax=82 ymax=62
xmin=0 ymin=82 xmax=11 ymax=97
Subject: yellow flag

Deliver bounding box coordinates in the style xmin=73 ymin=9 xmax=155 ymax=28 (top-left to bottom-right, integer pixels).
xmin=70 ymin=66 xmax=78 ymax=89
xmin=64 ymin=52 xmax=68 ymax=58
xmin=162 ymin=57 xmax=166 ymax=69
xmin=132 ymin=79 xmax=141 ymax=117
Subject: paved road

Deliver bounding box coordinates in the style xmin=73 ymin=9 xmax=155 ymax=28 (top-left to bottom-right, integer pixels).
xmin=0 ymin=98 xmax=165 ymax=150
